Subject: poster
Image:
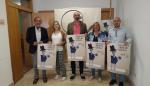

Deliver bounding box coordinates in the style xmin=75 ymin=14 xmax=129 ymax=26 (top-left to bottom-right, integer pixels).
xmin=107 ymin=43 xmax=131 ymax=75
xmin=86 ymin=42 xmax=105 ymax=69
xmin=37 ymin=44 xmax=56 ymax=70
xmin=67 ymin=34 xmax=86 ymax=61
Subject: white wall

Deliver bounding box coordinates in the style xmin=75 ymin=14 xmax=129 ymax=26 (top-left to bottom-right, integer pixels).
xmin=0 ymin=0 xmax=13 ymax=86
xmin=33 ymin=0 xmax=118 ymax=32
xmin=32 ymin=0 xmax=118 ymax=33
xmin=117 ymin=0 xmax=150 ymax=86
xmin=33 ymin=0 xmax=117 ymax=14
xmin=55 ymin=8 xmax=101 ymax=31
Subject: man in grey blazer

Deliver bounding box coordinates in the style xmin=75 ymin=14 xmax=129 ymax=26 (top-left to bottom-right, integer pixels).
xmin=26 ymin=16 xmax=49 ymax=84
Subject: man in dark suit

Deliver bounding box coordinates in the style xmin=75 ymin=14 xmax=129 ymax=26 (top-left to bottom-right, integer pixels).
xmin=67 ymin=12 xmax=87 ymax=80
xmin=26 ymin=16 xmax=49 ymax=84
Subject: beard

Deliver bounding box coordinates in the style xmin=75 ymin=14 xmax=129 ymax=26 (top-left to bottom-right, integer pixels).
xmin=114 ymin=24 xmax=120 ymax=28
xmin=75 ymin=17 xmax=80 ymax=21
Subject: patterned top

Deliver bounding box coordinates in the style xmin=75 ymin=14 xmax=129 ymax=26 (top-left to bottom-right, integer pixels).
xmin=87 ymin=31 xmax=107 ymax=42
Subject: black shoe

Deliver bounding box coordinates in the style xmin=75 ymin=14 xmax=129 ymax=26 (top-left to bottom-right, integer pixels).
xmin=80 ymin=74 xmax=85 ymax=80
xmin=43 ymin=78 xmax=47 ymax=83
xmin=70 ymin=74 xmax=76 ymax=80
xmin=119 ymin=82 xmax=124 ymax=86
xmin=109 ymin=80 xmax=117 ymax=85
xmin=33 ymin=78 xmax=39 ymax=85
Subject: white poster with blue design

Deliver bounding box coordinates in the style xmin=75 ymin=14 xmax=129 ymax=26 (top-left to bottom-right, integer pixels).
xmin=67 ymin=34 xmax=86 ymax=61
xmin=37 ymin=44 xmax=56 ymax=70
xmin=107 ymin=43 xmax=131 ymax=75
xmin=86 ymin=42 xmax=105 ymax=69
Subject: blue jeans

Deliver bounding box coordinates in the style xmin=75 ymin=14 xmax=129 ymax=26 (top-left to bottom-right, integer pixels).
xmin=91 ymin=68 xmax=102 ymax=78
xmin=111 ymin=73 xmax=125 ymax=82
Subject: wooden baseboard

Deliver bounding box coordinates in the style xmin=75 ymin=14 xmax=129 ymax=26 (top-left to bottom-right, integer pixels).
xmin=9 ymin=82 xmax=14 ymax=86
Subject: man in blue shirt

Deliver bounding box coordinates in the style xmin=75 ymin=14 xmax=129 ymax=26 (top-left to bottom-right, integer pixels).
xmin=108 ymin=17 xmax=132 ymax=86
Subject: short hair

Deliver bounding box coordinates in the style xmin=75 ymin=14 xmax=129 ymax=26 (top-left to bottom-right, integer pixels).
xmin=34 ymin=16 xmax=41 ymax=22
xmin=113 ymin=17 xmax=121 ymax=22
xmin=73 ymin=11 xmax=80 ymax=16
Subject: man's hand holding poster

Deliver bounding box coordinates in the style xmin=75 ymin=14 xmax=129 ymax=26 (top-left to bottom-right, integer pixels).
xmin=37 ymin=44 xmax=56 ymax=70
xmin=107 ymin=43 xmax=131 ymax=75
xmin=67 ymin=34 xmax=86 ymax=61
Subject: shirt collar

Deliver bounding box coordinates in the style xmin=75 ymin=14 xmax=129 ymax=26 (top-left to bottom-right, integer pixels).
xmin=113 ymin=27 xmax=122 ymax=31
xmin=35 ymin=26 xmax=41 ymax=31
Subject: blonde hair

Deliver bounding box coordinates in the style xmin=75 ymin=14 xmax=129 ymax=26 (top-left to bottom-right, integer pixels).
xmin=52 ymin=21 xmax=61 ymax=33
xmin=92 ymin=22 xmax=100 ymax=32
xmin=34 ymin=16 xmax=41 ymax=22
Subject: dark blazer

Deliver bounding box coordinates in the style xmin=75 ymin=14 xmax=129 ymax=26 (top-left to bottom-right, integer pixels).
xmin=26 ymin=26 xmax=49 ymax=54
xmin=67 ymin=21 xmax=87 ymax=35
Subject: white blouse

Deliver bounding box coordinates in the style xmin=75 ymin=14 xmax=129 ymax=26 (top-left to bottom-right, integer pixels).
xmin=51 ymin=32 xmax=63 ymax=51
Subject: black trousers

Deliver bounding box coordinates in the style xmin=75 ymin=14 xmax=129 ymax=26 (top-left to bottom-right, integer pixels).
xmin=71 ymin=61 xmax=84 ymax=75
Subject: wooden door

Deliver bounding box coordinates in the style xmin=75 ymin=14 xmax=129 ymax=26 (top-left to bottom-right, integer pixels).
xmin=7 ymin=6 xmax=24 ymax=83
xmin=18 ymin=11 xmax=33 ymax=72
xmin=101 ymin=8 xmax=114 ymax=20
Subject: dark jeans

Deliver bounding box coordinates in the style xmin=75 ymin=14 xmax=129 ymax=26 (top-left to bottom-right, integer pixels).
xmin=71 ymin=61 xmax=84 ymax=75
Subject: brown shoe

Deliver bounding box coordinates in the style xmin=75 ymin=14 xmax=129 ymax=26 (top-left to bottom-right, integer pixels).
xmin=80 ymin=74 xmax=86 ymax=80
xmin=109 ymin=80 xmax=117 ymax=85
xmin=33 ymin=78 xmax=39 ymax=84
xmin=43 ymin=78 xmax=47 ymax=83
xmin=70 ymin=74 xmax=76 ymax=80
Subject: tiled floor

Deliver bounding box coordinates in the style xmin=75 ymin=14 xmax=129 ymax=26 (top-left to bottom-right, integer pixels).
xmin=15 ymin=68 xmax=131 ymax=86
